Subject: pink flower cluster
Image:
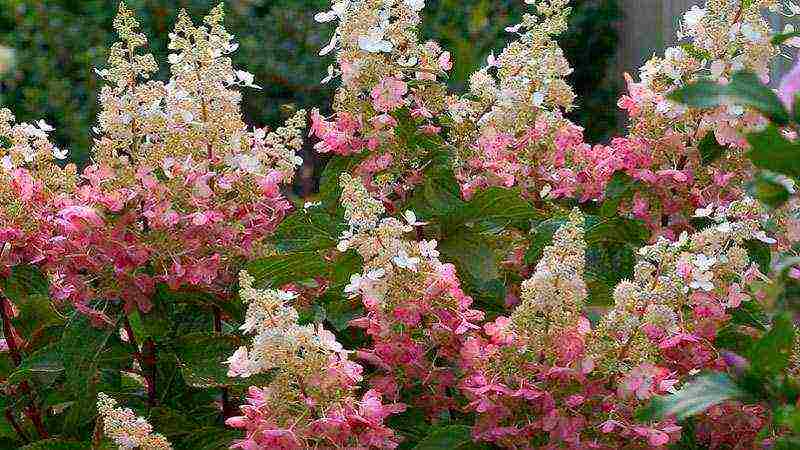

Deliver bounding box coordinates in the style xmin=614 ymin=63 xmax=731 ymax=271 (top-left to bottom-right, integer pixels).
xmin=36 ymin=4 xmax=307 ymax=317
xmin=228 ymin=387 xmax=405 ymax=450
xmin=351 ymin=260 xmax=484 ymax=416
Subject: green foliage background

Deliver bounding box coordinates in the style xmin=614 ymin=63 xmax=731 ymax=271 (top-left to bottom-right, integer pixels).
xmin=0 ymin=0 xmax=620 ymax=168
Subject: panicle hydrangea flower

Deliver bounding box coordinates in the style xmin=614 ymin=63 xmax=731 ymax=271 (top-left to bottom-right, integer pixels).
xmin=336 ymin=174 xmax=484 ymax=416
xmin=606 ymin=0 xmax=779 ymax=236
xmin=452 ymin=0 xmax=782 ymax=240
xmin=50 ymin=3 xmax=306 ymax=314
xmin=96 ymin=392 xmax=172 ymax=450
xmin=225 ymin=271 xmax=405 ymax=449
xmin=311 ymin=0 xmax=453 ymax=201
xmin=449 ymin=0 xmax=586 ymax=200
xmin=456 ymin=199 xmax=779 ymax=448
xmin=590 ymin=197 xmax=770 ymax=375
xmin=0 ymin=108 xmax=77 ymax=276
xmin=508 ymin=208 xmax=588 ymax=364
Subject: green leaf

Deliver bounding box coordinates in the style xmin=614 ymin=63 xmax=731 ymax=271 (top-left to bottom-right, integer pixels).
xmin=729 ymin=300 xmax=769 ymax=331
xmin=600 ymin=172 xmax=637 ymax=217
xmin=748 ymin=313 xmax=795 ymax=377
xmin=772 ymin=30 xmax=800 ymax=46
xmin=698 ymin=132 xmax=726 ymax=165
xmin=644 ymin=372 xmax=744 ymax=421
xmin=524 ymin=218 xmax=567 ymax=265
xmin=1 ymin=265 xmax=49 ymax=300
xmin=775 ymin=405 xmax=800 ymax=433
xmin=273 ymin=208 xmax=341 ymax=252
xmin=585 ymin=215 xmax=649 ymax=246
xmin=746 ymin=125 xmax=800 ymax=179
xmin=744 ymin=239 xmax=772 ymax=275
xmin=585 ymin=243 xmax=636 ymax=306
xmin=146 ymin=406 xmax=198 ymax=442
xmin=179 ymin=426 xmax=241 ymax=450
xmin=751 ymin=172 xmax=792 ymax=208
xmin=318 ymin=155 xmax=366 ymax=204
xmin=438 ymin=230 xmax=503 ymax=305
xmin=413 ymin=425 xmax=475 ymax=450
xmin=7 ymin=343 xmax=63 ymax=385
xmin=668 ymin=71 xmax=789 ymax=125
xmin=154 ymin=284 xmax=244 ymax=325
xmin=323 ymin=296 xmax=363 ymax=332
xmin=246 ymin=251 xmax=329 ymax=288
xmin=60 ymin=313 xmax=128 ymax=434
xmin=2 ymin=265 xmax=61 ymax=341
xmin=446 ymin=187 xmax=546 ymax=230
xmin=405 ymin=156 xmax=464 ymax=220
xmin=172 ymin=332 xmax=246 ymax=388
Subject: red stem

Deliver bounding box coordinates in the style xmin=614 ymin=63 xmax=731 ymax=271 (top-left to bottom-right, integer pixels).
xmin=1 ymin=294 xmax=49 ymax=439
xmin=122 ymin=316 xmax=158 ymax=406
xmin=4 ymin=408 xmax=29 ymax=444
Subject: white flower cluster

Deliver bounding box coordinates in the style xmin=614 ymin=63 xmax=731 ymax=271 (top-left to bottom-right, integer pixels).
xmin=510 ymin=209 xmax=587 ymax=359
xmin=590 ymin=197 xmax=771 ymax=374
xmin=226 ymin=271 xmax=348 ymax=378
xmin=93 ymin=3 xmax=305 ymax=182
xmin=453 ymin=0 xmax=576 ymax=135
xmin=96 ymin=392 xmax=172 ymax=450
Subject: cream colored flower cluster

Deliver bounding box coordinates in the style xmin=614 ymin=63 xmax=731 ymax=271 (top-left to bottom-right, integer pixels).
xmin=225 ymin=271 xmax=361 ymax=435
xmin=93 ymin=3 xmax=305 ymax=182
xmin=337 ymin=175 xmax=440 ymax=307
xmin=96 ymin=392 xmax=172 ymax=450
xmin=0 ymin=108 xmax=76 ymax=193
xmin=509 ymin=209 xmax=588 ymax=363
xmin=316 ymin=0 xmax=444 ymax=94
xmin=448 ymin=0 xmax=582 ymax=199
xmin=590 ymin=197 xmax=771 ymax=375
xmin=59 ymin=3 xmax=307 ymax=307
xmin=339 ymin=172 xmax=386 ymax=230
xmin=227 ymin=270 xmax=350 ymax=378
xmin=627 ymin=0 xmax=778 ymax=143
xmin=0 ymin=108 xmax=76 ymax=267
xmin=452 ymin=0 xmax=575 ymax=136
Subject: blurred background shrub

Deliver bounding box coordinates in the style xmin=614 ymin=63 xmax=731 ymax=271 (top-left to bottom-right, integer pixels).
xmin=0 ymin=0 xmax=620 ymax=190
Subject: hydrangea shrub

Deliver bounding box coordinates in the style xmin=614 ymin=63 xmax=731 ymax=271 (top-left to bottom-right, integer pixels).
xmin=3 ymin=1 xmax=800 ymax=449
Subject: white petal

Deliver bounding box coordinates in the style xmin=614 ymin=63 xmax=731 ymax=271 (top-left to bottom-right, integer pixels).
xmin=320 ymin=34 xmax=339 ymax=56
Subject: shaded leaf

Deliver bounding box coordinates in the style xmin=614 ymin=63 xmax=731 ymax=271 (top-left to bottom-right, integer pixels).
xmin=172 ymin=332 xmax=247 ymax=388
xmin=413 ymin=425 xmax=475 ymax=450
xmin=20 ymin=440 xmax=91 ymax=450
xmin=698 ymin=132 xmax=726 ymax=165
xmin=524 ymin=219 xmax=566 ymax=265
xmin=772 ymin=30 xmax=800 ymax=45
xmin=746 ymin=125 xmax=800 ymax=179
xmin=246 ymin=251 xmax=329 ymax=289
xmin=7 ymin=343 xmax=63 ymax=385
xmin=179 ymin=426 xmax=241 ymax=450
xmin=446 ymin=187 xmax=546 ymax=230
xmin=60 ymin=313 xmax=128 ymax=434
xmin=751 ymin=172 xmax=792 ymax=208
xmin=318 ymin=155 xmax=367 ymax=204
xmin=644 ymin=372 xmax=744 ymax=421
xmin=744 ymin=239 xmax=771 ymax=275
xmin=748 ymin=313 xmax=795 ymax=377
xmin=668 ymin=71 xmax=789 ymax=125
xmin=439 ymin=230 xmax=503 ymax=305
xmin=273 ymin=208 xmax=341 ymax=252
xmin=600 ymin=172 xmax=637 ymax=217
xmin=585 ymin=215 xmax=649 ymax=246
